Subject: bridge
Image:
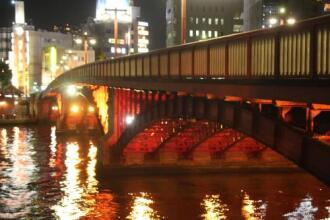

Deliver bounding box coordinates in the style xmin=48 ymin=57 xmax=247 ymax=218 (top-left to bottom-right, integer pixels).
xmin=42 ymin=15 xmax=330 ymax=184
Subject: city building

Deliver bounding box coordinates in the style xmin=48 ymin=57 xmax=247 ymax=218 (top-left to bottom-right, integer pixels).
xmin=166 ymin=0 xmax=243 ymax=47
xmin=0 ymin=27 xmax=12 ymax=62
xmin=242 ymin=0 xmax=326 ymax=31
xmin=83 ymin=0 xmax=149 ymax=58
xmin=8 ymin=1 xmax=92 ymax=95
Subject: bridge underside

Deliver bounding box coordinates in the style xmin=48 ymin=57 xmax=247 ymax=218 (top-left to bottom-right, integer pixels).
xmin=122 ymin=118 xmax=293 ymax=168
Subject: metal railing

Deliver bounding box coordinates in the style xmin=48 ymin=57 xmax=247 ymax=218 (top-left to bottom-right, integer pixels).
xmin=49 ymin=15 xmax=330 ymax=90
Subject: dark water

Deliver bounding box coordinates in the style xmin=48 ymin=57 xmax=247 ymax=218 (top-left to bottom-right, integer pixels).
xmin=0 ymin=125 xmax=329 ymax=219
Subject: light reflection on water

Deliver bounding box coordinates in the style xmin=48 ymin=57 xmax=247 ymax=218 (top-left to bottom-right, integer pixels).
xmin=0 ymin=125 xmax=329 ymax=219
xmin=241 ymin=192 xmax=267 ymax=220
xmin=201 ymin=194 xmax=228 ymax=220
xmin=127 ymin=192 xmax=163 ymax=220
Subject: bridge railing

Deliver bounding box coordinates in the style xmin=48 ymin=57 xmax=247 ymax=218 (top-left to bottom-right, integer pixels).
xmin=51 ymin=15 xmax=330 ymax=89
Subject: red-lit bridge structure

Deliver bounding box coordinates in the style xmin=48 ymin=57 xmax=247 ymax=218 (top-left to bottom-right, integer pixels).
xmin=44 ymin=15 xmax=330 ymax=184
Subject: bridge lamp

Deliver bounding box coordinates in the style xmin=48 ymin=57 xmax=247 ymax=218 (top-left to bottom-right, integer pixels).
xmin=125 ymin=115 xmax=135 ymax=125
xmin=287 ymin=18 xmax=296 ymax=25
xmin=279 ymin=7 xmax=286 ymax=14
xmin=70 ymin=105 xmax=80 ymax=113
xmin=67 ymin=85 xmax=77 ymax=97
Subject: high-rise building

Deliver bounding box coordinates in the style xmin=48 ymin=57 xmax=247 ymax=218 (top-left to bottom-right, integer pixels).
xmin=243 ymin=0 xmax=325 ymax=31
xmin=166 ymin=0 xmax=243 ymax=47
xmin=0 ymin=27 xmax=12 ymax=62
xmin=83 ymin=0 xmax=149 ymax=58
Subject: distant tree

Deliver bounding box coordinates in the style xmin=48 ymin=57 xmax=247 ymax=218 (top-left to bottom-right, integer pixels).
xmin=0 ymin=61 xmax=12 ymax=89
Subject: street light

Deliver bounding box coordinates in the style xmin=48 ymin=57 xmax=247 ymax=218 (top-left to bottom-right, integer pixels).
xmin=74 ymin=34 xmax=96 ymax=64
xmin=287 ymin=18 xmax=296 ymax=25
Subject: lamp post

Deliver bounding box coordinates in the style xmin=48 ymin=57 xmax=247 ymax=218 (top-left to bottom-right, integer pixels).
xmin=181 ymin=0 xmax=187 ymax=44
xmin=74 ymin=33 xmax=96 ymax=64
xmin=105 ymin=8 xmax=127 ymax=58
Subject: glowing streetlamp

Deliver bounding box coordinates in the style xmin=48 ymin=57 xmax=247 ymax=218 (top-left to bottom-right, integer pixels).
xmin=74 ymin=34 xmax=96 ymax=64
xmin=287 ymin=18 xmax=296 ymax=25
xmin=125 ymin=115 xmax=135 ymax=125
xmin=66 ymin=85 xmax=78 ymax=97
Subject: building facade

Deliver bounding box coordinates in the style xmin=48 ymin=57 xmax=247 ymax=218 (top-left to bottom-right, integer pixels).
xmin=0 ymin=27 xmax=12 ymax=62
xmin=166 ymin=0 xmax=243 ymax=47
xmin=243 ymin=0 xmax=326 ymax=31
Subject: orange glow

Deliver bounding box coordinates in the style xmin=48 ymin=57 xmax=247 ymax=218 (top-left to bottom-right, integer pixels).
xmin=52 ymin=106 xmax=59 ymax=111
xmin=88 ymin=106 xmax=95 ymax=113
xmin=92 ymin=86 xmax=109 ymax=134
xmin=201 ymin=194 xmax=228 ymax=220
xmin=70 ymin=105 xmax=80 ymax=113
xmin=241 ymin=192 xmax=267 ymax=220
xmin=0 ymin=101 xmax=7 ymax=107
xmin=127 ymin=193 xmax=162 ymax=220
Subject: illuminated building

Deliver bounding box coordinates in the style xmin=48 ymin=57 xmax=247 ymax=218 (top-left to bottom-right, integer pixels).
xmin=83 ymin=0 xmax=148 ymax=58
xmin=9 ymin=1 xmax=74 ymax=95
xmin=42 ymin=47 xmax=95 ymax=90
xmin=131 ymin=20 xmax=149 ymax=54
xmin=0 ymin=27 xmax=12 ymax=62
xmin=166 ymin=0 xmax=243 ymax=47
xmin=242 ymin=0 xmax=325 ymax=31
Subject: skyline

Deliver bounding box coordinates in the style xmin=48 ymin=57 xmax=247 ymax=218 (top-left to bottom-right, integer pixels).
xmin=0 ymin=0 xmax=166 ymax=50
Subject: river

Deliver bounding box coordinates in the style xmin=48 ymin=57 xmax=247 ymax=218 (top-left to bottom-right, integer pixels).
xmin=0 ymin=125 xmax=329 ymax=219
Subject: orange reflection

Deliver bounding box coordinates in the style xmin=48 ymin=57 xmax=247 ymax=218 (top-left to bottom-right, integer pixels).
xmin=127 ymin=192 xmax=162 ymax=220
xmin=241 ymin=192 xmax=267 ymax=220
xmin=283 ymin=195 xmax=318 ymax=219
xmin=52 ymin=142 xmax=86 ymax=219
xmin=201 ymin=194 xmax=228 ymax=220
xmin=92 ymin=86 xmax=109 ymax=134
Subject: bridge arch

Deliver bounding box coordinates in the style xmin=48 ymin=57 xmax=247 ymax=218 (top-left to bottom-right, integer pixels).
xmin=109 ymin=95 xmax=330 ymax=183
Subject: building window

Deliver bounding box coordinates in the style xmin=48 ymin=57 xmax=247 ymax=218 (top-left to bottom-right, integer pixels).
xmin=189 ymin=30 xmax=194 ymax=37
xmin=190 ymin=17 xmax=194 ymax=23
xmin=215 ymin=18 xmax=219 ymax=25
xmin=233 ymin=25 xmax=241 ymax=33
xmin=221 ymin=18 xmax=224 ymax=26
xmin=196 ymin=30 xmax=200 ymax=36
xmin=208 ymin=31 xmax=212 ymax=38
xmin=202 ymin=17 xmax=206 ymax=23
xmin=214 ymin=31 xmax=218 ymax=38
xmin=208 ymin=18 xmax=212 ymax=25
xmin=202 ymin=30 xmax=206 ymax=39
xmin=196 ymin=18 xmax=199 ymax=24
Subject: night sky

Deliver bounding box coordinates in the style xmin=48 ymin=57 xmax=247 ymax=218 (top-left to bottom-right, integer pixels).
xmin=0 ymin=0 xmax=166 ymax=50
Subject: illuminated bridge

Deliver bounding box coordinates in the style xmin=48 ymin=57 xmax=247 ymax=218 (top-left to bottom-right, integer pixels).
xmin=42 ymin=15 xmax=330 ymax=184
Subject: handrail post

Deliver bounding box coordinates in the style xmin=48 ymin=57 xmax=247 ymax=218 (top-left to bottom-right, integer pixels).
xmin=274 ymin=32 xmax=281 ymax=80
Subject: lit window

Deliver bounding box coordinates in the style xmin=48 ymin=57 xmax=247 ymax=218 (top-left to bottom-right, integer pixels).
xmin=190 ymin=17 xmax=194 ymax=23
xmin=196 ymin=30 xmax=200 ymax=36
xmin=214 ymin=31 xmax=218 ymax=38
xmin=208 ymin=18 xmax=212 ymax=25
xmin=202 ymin=30 xmax=206 ymax=39
xmin=196 ymin=18 xmax=199 ymax=24
xmin=189 ymin=30 xmax=194 ymax=37
xmin=221 ymin=18 xmax=224 ymax=25
xmin=208 ymin=30 xmax=212 ymax=38
xmin=202 ymin=17 xmax=206 ymax=23
xmin=215 ymin=18 xmax=219 ymax=25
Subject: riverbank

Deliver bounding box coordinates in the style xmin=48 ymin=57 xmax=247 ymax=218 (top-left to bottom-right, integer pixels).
xmin=0 ymin=118 xmax=37 ymax=125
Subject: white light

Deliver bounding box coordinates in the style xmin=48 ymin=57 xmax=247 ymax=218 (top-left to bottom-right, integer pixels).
xmin=15 ymin=26 xmax=24 ymax=36
xmin=70 ymin=105 xmax=79 ymax=113
xmin=52 ymin=106 xmax=59 ymax=111
xmin=11 ymin=0 xmax=15 ymax=4
xmin=14 ymin=101 xmax=19 ymax=105
xmin=89 ymin=39 xmax=97 ymax=45
xmin=269 ymin=17 xmax=278 ymax=25
xmin=75 ymin=38 xmax=83 ymax=44
xmin=125 ymin=115 xmax=135 ymax=125
xmin=279 ymin=7 xmax=286 ymax=14
xmin=287 ymin=18 xmax=296 ymax=25
xmin=67 ymin=85 xmax=77 ymax=96
xmin=88 ymin=106 xmax=95 ymax=113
